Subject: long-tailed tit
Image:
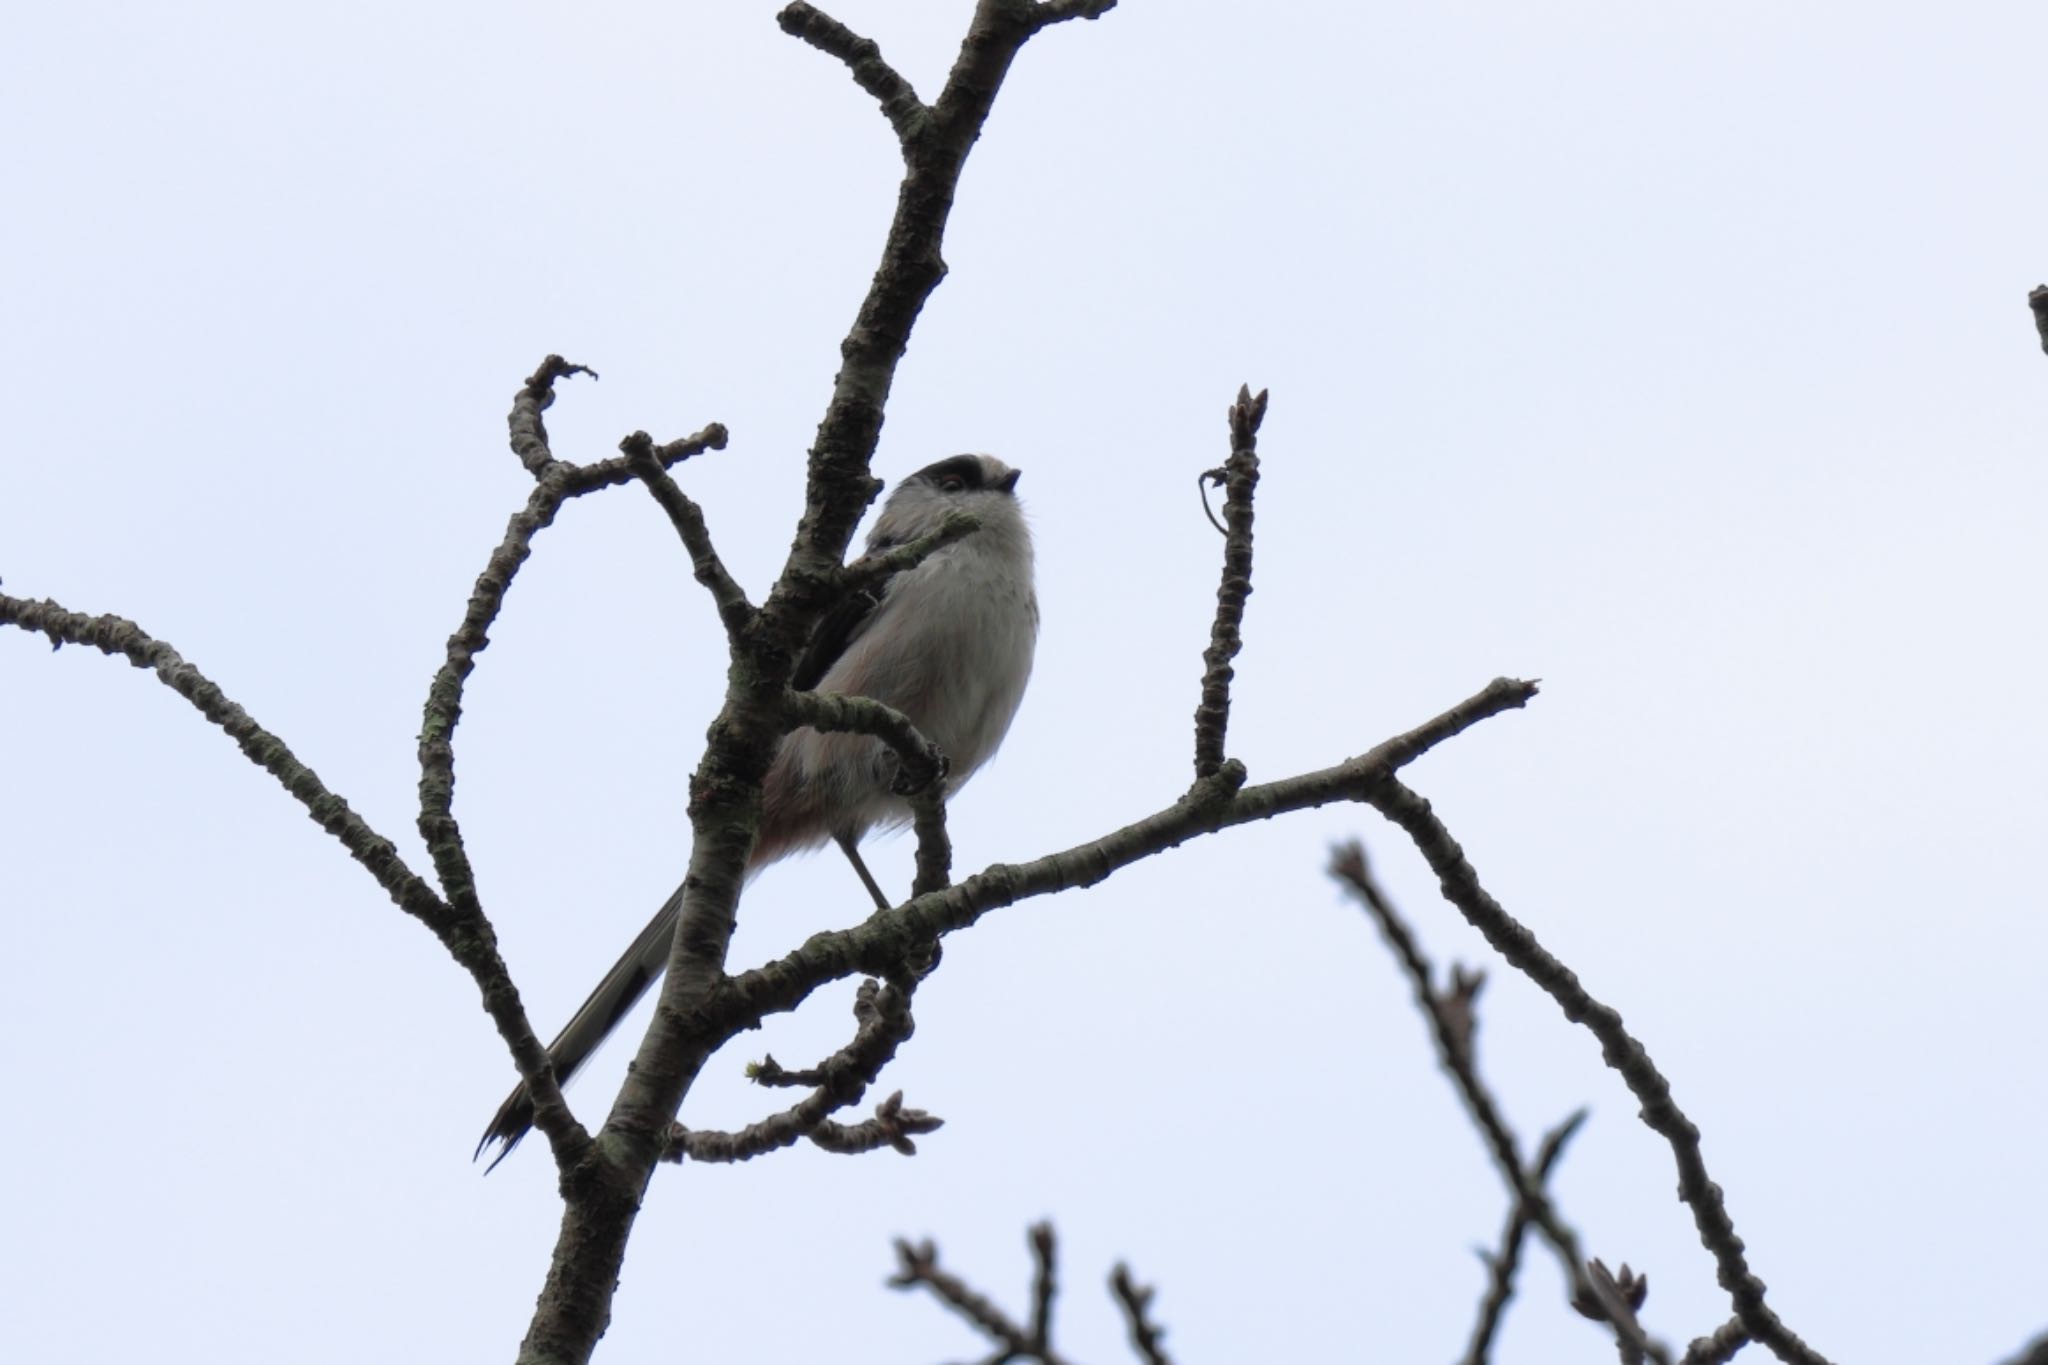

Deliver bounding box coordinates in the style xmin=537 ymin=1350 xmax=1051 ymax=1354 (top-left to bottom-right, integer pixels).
xmin=477 ymin=454 xmax=1037 ymax=1164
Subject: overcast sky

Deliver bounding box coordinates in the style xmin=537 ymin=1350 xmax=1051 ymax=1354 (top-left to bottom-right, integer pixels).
xmin=4 ymin=2 xmax=2045 ymax=1362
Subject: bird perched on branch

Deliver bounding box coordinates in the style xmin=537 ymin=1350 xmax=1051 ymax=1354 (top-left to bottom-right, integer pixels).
xmin=477 ymin=453 xmax=1037 ymax=1165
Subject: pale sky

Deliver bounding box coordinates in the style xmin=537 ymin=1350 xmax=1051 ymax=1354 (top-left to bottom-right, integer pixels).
xmin=3 ymin=2 xmax=2045 ymax=1362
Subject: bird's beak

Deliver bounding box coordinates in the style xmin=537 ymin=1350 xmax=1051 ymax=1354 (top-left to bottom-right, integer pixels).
xmin=1000 ymin=468 xmax=1022 ymax=493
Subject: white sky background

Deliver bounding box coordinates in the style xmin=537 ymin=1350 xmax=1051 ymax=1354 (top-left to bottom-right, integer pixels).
xmin=2 ymin=1 xmax=2044 ymax=1361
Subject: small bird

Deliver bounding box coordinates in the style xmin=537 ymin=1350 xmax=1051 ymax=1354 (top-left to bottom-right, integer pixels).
xmin=477 ymin=454 xmax=1038 ymax=1165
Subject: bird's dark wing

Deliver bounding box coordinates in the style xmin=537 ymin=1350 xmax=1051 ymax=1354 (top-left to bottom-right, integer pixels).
xmin=793 ymin=583 xmax=885 ymax=690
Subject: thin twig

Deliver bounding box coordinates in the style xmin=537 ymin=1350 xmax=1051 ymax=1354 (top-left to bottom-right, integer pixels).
xmin=1365 ymin=777 xmax=1832 ymax=1365
xmin=1464 ymin=1111 xmax=1590 ymax=1365
xmin=713 ymin=678 xmax=1540 ymax=1036
xmin=1028 ymin=1222 xmax=1059 ymax=1356
xmin=663 ymin=979 xmax=921 ymax=1163
xmin=507 ymin=354 xmax=597 ymax=478
xmin=1331 ymin=844 xmax=1598 ymax=1311
xmin=1110 ymin=1263 xmax=1174 ymax=1365
xmin=888 ymin=1237 xmax=1069 ymax=1365
xmin=621 ymin=429 xmax=756 ymax=637
xmin=1191 ymin=383 xmax=1266 ymax=780
xmin=0 ymin=592 xmax=590 ymax=1164
xmin=1683 ymin=1316 xmax=1752 ymax=1365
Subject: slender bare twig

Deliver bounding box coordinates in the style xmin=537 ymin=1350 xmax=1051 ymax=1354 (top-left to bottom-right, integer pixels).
xmin=0 ymin=592 xmax=591 ymax=1164
xmin=892 ymin=1224 xmax=1167 ymax=1365
xmin=1573 ymin=1259 xmax=1656 ymax=1364
xmin=1364 ymin=777 xmax=1832 ymax=1365
xmin=621 ymin=430 xmax=756 ymax=636
xmin=508 ymin=354 xmax=597 ymax=478
xmin=889 ymin=1236 xmax=1064 ymax=1365
xmin=1331 ymin=845 xmax=1602 ymax=1322
xmin=1028 ymin=1222 xmax=1060 ymax=1356
xmin=664 ymin=979 xmax=921 ymax=1162
xmin=1191 ymin=383 xmax=1266 ymax=780
xmin=777 ymin=3 xmax=928 ymax=147
xmin=1683 ymin=1316 xmax=1751 ymax=1365
xmin=710 ymin=678 xmax=1538 ymax=1039
xmin=841 ymin=510 xmax=983 ymax=591
xmin=805 ymin=1090 xmax=944 ymax=1154
xmin=1110 ymin=1263 xmax=1174 ymax=1365
xmin=1465 ymin=1111 xmax=1589 ymax=1365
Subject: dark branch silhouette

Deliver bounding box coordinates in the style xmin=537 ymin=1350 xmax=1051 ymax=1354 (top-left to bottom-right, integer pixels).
xmin=891 ymin=1223 xmax=1166 ymax=1365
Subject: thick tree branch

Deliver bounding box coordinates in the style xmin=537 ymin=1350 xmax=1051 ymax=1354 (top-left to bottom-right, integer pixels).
xmin=909 ymin=787 xmax=953 ymax=898
xmin=1364 ymin=777 xmax=1832 ymax=1365
xmin=0 ymin=592 xmax=589 ymax=1165
xmin=1192 ymin=383 xmax=1266 ymax=779
xmin=783 ymin=688 xmax=949 ymax=795
xmin=2030 ymin=284 xmax=2048 ymax=356
xmin=841 ymin=509 xmax=983 ymax=591
xmin=511 ymin=8 xmax=1121 ymax=1359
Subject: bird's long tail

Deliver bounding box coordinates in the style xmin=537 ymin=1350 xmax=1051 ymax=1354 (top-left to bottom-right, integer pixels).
xmin=474 ymin=881 xmax=685 ymax=1170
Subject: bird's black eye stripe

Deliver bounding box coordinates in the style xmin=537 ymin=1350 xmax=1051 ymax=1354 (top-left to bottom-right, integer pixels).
xmin=915 ymin=455 xmax=985 ymax=491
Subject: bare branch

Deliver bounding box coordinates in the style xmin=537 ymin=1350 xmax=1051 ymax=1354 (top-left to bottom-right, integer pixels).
xmin=1110 ymin=1263 xmax=1174 ymax=1365
xmin=841 ymin=509 xmax=983 ymax=592
xmin=1364 ymin=777 xmax=1833 ymax=1365
xmin=805 ymin=1089 xmax=944 ymax=1154
xmin=620 ymin=429 xmax=757 ymax=637
xmin=663 ymin=979 xmax=920 ymax=1163
xmin=910 ymin=787 xmax=953 ymax=899
xmin=1191 ymin=383 xmax=1266 ymax=780
xmin=1683 ymin=1316 xmax=1751 ymax=1365
xmin=776 ymin=3 xmax=928 ymax=147
xmin=2030 ymin=284 xmax=2048 ymax=356
xmin=888 ymin=1237 xmax=1061 ymax=1364
xmin=1464 ymin=1110 xmax=1590 ymax=1365
xmin=563 ymin=420 xmax=728 ymax=495
xmin=1028 ymin=1222 xmax=1059 ymax=1356
xmin=508 ymin=354 xmax=597 ymax=478
xmin=0 ymin=592 xmax=590 ymax=1165
xmin=1331 ymin=844 xmax=1597 ymax=1308
xmin=1030 ymin=0 xmax=1120 ymax=29
xmin=783 ymin=688 xmax=949 ymax=796
xmin=713 ymin=678 xmax=1539 ymax=1038
xmin=1572 ymin=1259 xmax=1656 ymax=1365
